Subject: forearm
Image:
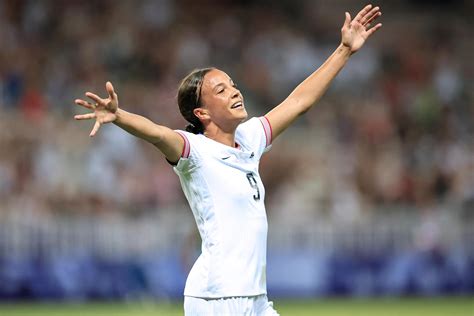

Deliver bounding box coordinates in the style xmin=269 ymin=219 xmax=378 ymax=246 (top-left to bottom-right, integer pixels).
xmin=287 ymin=44 xmax=351 ymax=113
xmin=113 ymin=108 xmax=183 ymax=162
xmin=265 ymin=44 xmax=351 ymax=139
xmin=113 ymin=108 xmax=166 ymax=144
xmin=264 ymin=5 xmax=381 ymax=140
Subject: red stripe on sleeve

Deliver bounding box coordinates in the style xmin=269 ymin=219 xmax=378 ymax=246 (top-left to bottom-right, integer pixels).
xmin=263 ymin=116 xmax=273 ymax=145
xmin=176 ymin=131 xmax=190 ymax=158
xmin=259 ymin=116 xmax=273 ymax=147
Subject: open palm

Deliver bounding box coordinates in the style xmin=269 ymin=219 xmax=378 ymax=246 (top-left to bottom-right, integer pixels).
xmin=74 ymin=82 xmax=119 ymax=137
xmin=341 ymin=5 xmax=382 ymax=54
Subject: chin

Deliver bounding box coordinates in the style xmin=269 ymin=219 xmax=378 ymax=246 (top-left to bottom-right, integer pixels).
xmin=239 ymin=111 xmax=248 ymax=121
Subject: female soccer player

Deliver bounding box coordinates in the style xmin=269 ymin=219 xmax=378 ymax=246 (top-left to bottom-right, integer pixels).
xmin=74 ymin=5 xmax=381 ymax=315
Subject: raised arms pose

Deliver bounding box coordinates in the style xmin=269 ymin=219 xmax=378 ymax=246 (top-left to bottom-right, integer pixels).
xmin=74 ymin=4 xmax=381 ymax=154
xmin=74 ymin=5 xmax=381 ymax=315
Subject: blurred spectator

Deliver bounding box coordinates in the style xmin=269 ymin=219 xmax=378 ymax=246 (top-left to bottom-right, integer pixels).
xmin=0 ymin=0 xmax=473 ymax=300
xmin=0 ymin=0 xmax=472 ymax=223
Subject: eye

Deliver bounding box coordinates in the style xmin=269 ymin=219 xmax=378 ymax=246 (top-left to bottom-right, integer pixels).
xmin=217 ymin=88 xmax=224 ymax=94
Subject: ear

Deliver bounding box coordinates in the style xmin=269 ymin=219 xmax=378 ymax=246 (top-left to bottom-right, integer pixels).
xmin=193 ymin=108 xmax=210 ymax=121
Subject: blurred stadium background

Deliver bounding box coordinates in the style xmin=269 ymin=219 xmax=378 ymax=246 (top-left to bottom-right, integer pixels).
xmin=0 ymin=0 xmax=473 ymax=315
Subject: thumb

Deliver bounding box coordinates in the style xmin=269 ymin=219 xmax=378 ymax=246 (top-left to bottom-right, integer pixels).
xmin=106 ymin=81 xmax=116 ymax=100
xmin=343 ymin=12 xmax=351 ymax=29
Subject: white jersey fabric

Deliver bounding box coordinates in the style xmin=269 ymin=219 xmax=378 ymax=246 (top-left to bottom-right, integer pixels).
xmin=173 ymin=116 xmax=273 ymax=298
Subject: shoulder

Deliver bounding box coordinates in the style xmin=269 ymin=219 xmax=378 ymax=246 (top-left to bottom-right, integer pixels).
xmin=236 ymin=116 xmax=272 ymax=154
xmin=237 ymin=116 xmax=269 ymax=134
xmin=237 ymin=117 xmax=258 ymax=131
xmin=174 ymin=130 xmax=207 ymax=160
xmin=237 ymin=117 xmax=272 ymax=142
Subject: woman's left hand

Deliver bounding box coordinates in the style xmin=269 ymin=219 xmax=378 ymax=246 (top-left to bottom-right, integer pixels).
xmin=341 ymin=4 xmax=382 ymax=54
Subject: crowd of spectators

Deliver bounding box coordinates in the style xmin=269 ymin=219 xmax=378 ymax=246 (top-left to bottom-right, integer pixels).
xmin=0 ymin=0 xmax=473 ymax=228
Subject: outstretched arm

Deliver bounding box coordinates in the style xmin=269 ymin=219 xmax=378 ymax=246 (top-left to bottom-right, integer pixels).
xmin=74 ymin=82 xmax=184 ymax=163
xmin=265 ymin=4 xmax=382 ymax=140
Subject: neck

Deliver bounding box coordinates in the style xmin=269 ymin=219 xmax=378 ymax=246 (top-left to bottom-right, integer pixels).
xmin=204 ymin=124 xmax=238 ymax=148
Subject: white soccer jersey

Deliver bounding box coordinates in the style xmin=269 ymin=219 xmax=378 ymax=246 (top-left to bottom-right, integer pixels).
xmin=173 ymin=116 xmax=273 ymax=298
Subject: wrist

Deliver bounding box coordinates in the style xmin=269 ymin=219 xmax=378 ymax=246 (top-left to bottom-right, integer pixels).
xmin=113 ymin=108 xmax=123 ymax=123
xmin=337 ymin=43 xmax=353 ymax=58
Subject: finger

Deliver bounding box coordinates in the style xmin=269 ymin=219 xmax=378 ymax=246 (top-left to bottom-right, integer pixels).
xmin=90 ymin=121 xmax=101 ymax=137
xmin=360 ymin=8 xmax=379 ymax=26
xmin=85 ymin=92 xmax=104 ymax=105
xmin=360 ymin=6 xmax=380 ymax=25
xmin=75 ymin=99 xmax=95 ymax=110
xmin=74 ymin=113 xmax=96 ymax=120
xmin=106 ymin=81 xmax=116 ymax=100
xmin=366 ymin=23 xmax=382 ymax=37
xmin=364 ymin=11 xmax=381 ymax=27
xmin=343 ymin=12 xmax=351 ymax=29
xmin=354 ymin=4 xmax=372 ymax=23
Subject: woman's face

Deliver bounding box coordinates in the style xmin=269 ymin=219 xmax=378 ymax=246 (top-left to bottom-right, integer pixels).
xmin=197 ymin=69 xmax=247 ymax=131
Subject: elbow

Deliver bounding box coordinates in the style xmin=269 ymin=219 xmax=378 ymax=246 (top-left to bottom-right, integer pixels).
xmin=299 ymin=105 xmax=311 ymax=115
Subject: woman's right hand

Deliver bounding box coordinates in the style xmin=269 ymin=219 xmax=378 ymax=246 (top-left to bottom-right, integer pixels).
xmin=74 ymin=81 xmax=119 ymax=137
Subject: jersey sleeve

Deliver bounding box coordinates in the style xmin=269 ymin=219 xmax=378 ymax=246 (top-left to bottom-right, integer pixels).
xmin=235 ymin=116 xmax=273 ymax=158
xmin=172 ymin=130 xmax=201 ymax=174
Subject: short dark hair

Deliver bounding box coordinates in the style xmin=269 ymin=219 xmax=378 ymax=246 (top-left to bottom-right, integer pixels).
xmin=177 ymin=67 xmax=214 ymax=134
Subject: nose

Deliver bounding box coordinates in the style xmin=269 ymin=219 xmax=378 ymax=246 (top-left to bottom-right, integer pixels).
xmin=231 ymin=87 xmax=240 ymax=99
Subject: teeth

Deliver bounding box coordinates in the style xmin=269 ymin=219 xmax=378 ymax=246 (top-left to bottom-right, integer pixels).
xmin=232 ymin=102 xmax=242 ymax=109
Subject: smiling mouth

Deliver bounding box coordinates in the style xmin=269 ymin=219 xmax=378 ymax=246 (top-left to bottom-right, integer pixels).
xmin=231 ymin=101 xmax=243 ymax=109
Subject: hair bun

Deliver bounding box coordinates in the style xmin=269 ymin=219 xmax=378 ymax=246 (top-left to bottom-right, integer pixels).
xmin=186 ymin=123 xmax=202 ymax=134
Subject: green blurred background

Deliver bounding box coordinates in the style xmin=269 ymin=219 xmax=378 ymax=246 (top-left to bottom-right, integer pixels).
xmin=1 ymin=298 xmax=474 ymax=316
